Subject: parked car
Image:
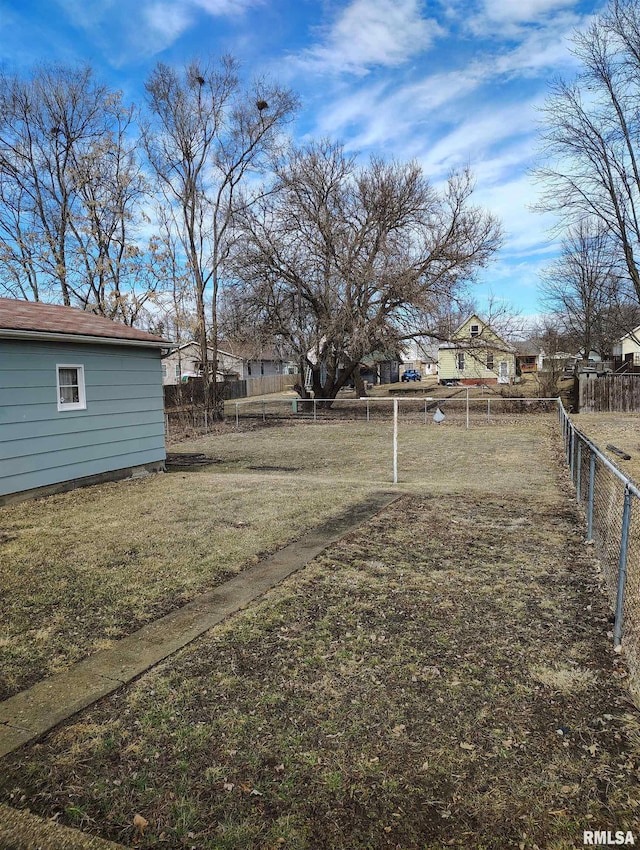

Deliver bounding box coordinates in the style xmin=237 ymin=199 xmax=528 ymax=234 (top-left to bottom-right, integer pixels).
xmin=401 ymin=369 xmax=422 ymax=382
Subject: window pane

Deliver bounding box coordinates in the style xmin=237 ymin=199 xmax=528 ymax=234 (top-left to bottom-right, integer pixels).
xmin=60 ymin=385 xmax=79 ymax=404
xmin=59 ymin=368 xmax=78 ymax=387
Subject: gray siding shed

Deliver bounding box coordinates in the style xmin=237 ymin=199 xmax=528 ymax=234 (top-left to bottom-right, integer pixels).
xmin=0 ymin=298 xmax=170 ymax=502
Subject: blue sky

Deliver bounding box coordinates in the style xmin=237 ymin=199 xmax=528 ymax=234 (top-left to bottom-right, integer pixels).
xmin=1 ymin=0 xmax=605 ymax=320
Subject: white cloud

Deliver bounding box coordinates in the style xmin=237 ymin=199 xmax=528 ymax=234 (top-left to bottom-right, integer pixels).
xmin=483 ymin=0 xmax=578 ymax=24
xmin=54 ymin=0 xmax=263 ymax=61
xmin=192 ymin=0 xmax=263 ymax=16
xmin=143 ymin=2 xmax=194 ymax=45
xmin=294 ymin=0 xmax=443 ymax=75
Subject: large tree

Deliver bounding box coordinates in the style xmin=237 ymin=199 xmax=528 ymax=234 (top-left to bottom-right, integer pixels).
xmin=142 ymin=56 xmax=297 ymax=413
xmin=536 ymin=0 xmax=640 ymax=304
xmin=539 ymin=219 xmax=640 ymax=357
xmin=0 ymin=63 xmax=153 ymax=324
xmin=231 ymin=141 xmax=502 ymax=400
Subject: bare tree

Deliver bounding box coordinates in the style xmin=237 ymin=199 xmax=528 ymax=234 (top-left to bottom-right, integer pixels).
xmin=531 ymin=319 xmax=573 ymax=397
xmin=536 ymin=0 xmax=640 ymax=303
xmin=539 ymin=219 xmax=640 ymax=357
xmin=0 ymin=63 xmax=154 ymax=323
xmin=231 ymin=140 xmax=502 ymax=400
xmin=142 ymin=56 xmax=298 ymax=413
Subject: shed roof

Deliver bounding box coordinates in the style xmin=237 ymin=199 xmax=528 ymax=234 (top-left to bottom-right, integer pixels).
xmin=0 ymin=298 xmax=171 ymax=348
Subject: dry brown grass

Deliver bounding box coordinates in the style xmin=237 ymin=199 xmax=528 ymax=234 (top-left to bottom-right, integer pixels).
xmin=2 ymin=490 xmax=638 ymax=849
xmin=572 ymin=413 xmax=640 ymax=485
xmin=0 ymin=418 xmax=565 ymax=701
xmin=0 ymin=469 xmax=375 ymax=700
xmin=177 ymin=417 xmax=561 ymax=498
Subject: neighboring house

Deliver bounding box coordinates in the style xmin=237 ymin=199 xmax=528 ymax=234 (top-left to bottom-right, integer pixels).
xmin=613 ymin=327 xmax=640 ymax=369
xmin=220 ymin=341 xmax=298 ymax=380
xmin=401 ymin=340 xmax=438 ymax=377
xmin=0 ymin=297 xmax=171 ymax=505
xmin=438 ymin=314 xmax=517 ymax=385
xmin=541 ymin=351 xmax=577 ymax=373
xmin=161 ymin=342 xmax=244 ymax=385
xmin=163 ymin=340 xmax=299 ymax=388
xmin=515 ymin=342 xmax=544 ymax=375
xmin=359 ymin=350 xmax=403 ymax=385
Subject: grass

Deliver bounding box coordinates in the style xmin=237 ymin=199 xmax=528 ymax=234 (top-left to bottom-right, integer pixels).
xmin=176 ymin=417 xmax=561 ymax=497
xmin=0 ymin=467 xmax=376 ymax=700
xmin=2 ymin=487 xmax=639 ymax=849
xmin=572 ymin=413 xmax=640 ymax=486
xmin=5 ymin=413 xmax=640 ymax=847
xmin=0 ymin=418 xmax=561 ymax=700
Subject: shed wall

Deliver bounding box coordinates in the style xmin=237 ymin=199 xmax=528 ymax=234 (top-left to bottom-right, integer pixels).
xmin=0 ymin=339 xmax=165 ymax=497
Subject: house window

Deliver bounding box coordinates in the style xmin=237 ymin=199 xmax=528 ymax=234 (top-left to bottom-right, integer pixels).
xmin=457 ymin=352 xmax=465 ymax=371
xmin=162 ymin=364 xmax=167 ymax=378
xmin=470 ymin=324 xmax=480 ymax=337
xmin=248 ymin=363 xmax=252 ymax=376
xmin=56 ymin=365 xmax=86 ymax=412
xmin=486 ymin=353 xmax=494 ymax=371
xmin=174 ymin=363 xmax=181 ymax=378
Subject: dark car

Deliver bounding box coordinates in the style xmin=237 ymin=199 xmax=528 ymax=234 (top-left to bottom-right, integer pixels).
xmin=401 ymin=369 xmax=422 ymax=382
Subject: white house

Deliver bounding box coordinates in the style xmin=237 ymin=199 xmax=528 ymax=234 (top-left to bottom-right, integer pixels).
xmin=161 ymin=342 xmax=243 ymax=386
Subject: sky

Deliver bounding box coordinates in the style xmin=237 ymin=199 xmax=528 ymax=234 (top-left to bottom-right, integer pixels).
xmin=0 ymin=0 xmax=606 ymax=321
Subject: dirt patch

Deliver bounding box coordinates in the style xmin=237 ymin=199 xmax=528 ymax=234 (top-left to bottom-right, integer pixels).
xmin=165 ymin=452 xmax=222 ymax=470
xmin=2 ymin=492 xmax=638 ymax=849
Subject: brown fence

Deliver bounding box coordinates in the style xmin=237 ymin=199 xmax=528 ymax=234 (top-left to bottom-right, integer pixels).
xmin=578 ymin=374 xmax=640 ymax=413
xmin=164 ymin=374 xmax=296 ymax=408
xmin=245 ymin=374 xmax=296 ymax=397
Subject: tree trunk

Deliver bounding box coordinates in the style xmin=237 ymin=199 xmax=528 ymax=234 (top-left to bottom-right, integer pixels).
xmin=354 ymin=364 xmax=366 ymax=397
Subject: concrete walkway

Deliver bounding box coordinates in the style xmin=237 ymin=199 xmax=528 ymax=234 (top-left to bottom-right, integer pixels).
xmin=0 ymin=491 xmax=398 ymax=760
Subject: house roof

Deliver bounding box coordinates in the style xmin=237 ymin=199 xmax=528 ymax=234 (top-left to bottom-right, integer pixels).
xmin=448 ymin=313 xmax=516 ymax=353
xmin=515 ymin=342 xmax=541 ymax=357
xmin=162 ymin=341 xmax=243 ymax=363
xmin=618 ymin=325 xmax=640 ymax=343
xmin=218 ymin=339 xmax=295 ymax=362
xmin=0 ymin=298 xmax=171 ymax=348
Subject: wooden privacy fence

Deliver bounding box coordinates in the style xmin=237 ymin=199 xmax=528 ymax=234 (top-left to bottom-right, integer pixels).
xmin=245 ymin=374 xmax=296 ymax=397
xmin=164 ymin=374 xmax=296 ymax=408
xmin=578 ymin=374 xmax=640 ymax=413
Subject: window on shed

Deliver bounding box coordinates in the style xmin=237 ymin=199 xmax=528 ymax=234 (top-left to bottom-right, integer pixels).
xmin=457 ymin=352 xmax=465 ymax=371
xmin=57 ymin=365 xmax=86 ymax=412
xmin=470 ymin=324 xmax=480 ymax=337
xmin=486 ymin=353 xmax=494 ymax=370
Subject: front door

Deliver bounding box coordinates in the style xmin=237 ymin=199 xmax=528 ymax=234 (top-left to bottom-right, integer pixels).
xmin=498 ymin=360 xmax=509 ymax=384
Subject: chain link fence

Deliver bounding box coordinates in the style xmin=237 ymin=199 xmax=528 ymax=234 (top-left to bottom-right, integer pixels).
xmin=164 ymin=395 xmax=559 ymax=441
xmin=228 ymin=395 xmax=556 ymax=425
xmin=559 ymin=404 xmax=640 ymax=693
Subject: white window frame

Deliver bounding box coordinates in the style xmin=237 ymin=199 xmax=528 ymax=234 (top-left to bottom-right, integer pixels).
xmin=470 ymin=324 xmax=480 ymax=337
xmin=457 ymin=352 xmax=465 ymax=371
xmin=162 ymin=363 xmax=167 ymax=378
xmin=174 ymin=363 xmax=181 ymax=378
xmin=486 ymin=353 xmax=494 ymax=371
xmin=56 ymin=364 xmax=86 ymax=412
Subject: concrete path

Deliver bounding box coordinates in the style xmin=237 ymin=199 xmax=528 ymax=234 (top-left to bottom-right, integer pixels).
xmin=0 ymin=491 xmax=398 ymax=760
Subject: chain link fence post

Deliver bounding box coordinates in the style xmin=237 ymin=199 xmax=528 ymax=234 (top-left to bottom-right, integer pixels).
xmin=576 ymin=441 xmax=582 ymax=501
xmin=614 ymin=486 xmax=633 ymax=647
xmin=587 ymin=451 xmax=596 ymax=543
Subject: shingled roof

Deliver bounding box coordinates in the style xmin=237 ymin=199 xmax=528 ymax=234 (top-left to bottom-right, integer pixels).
xmin=0 ymin=298 xmax=170 ymax=348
